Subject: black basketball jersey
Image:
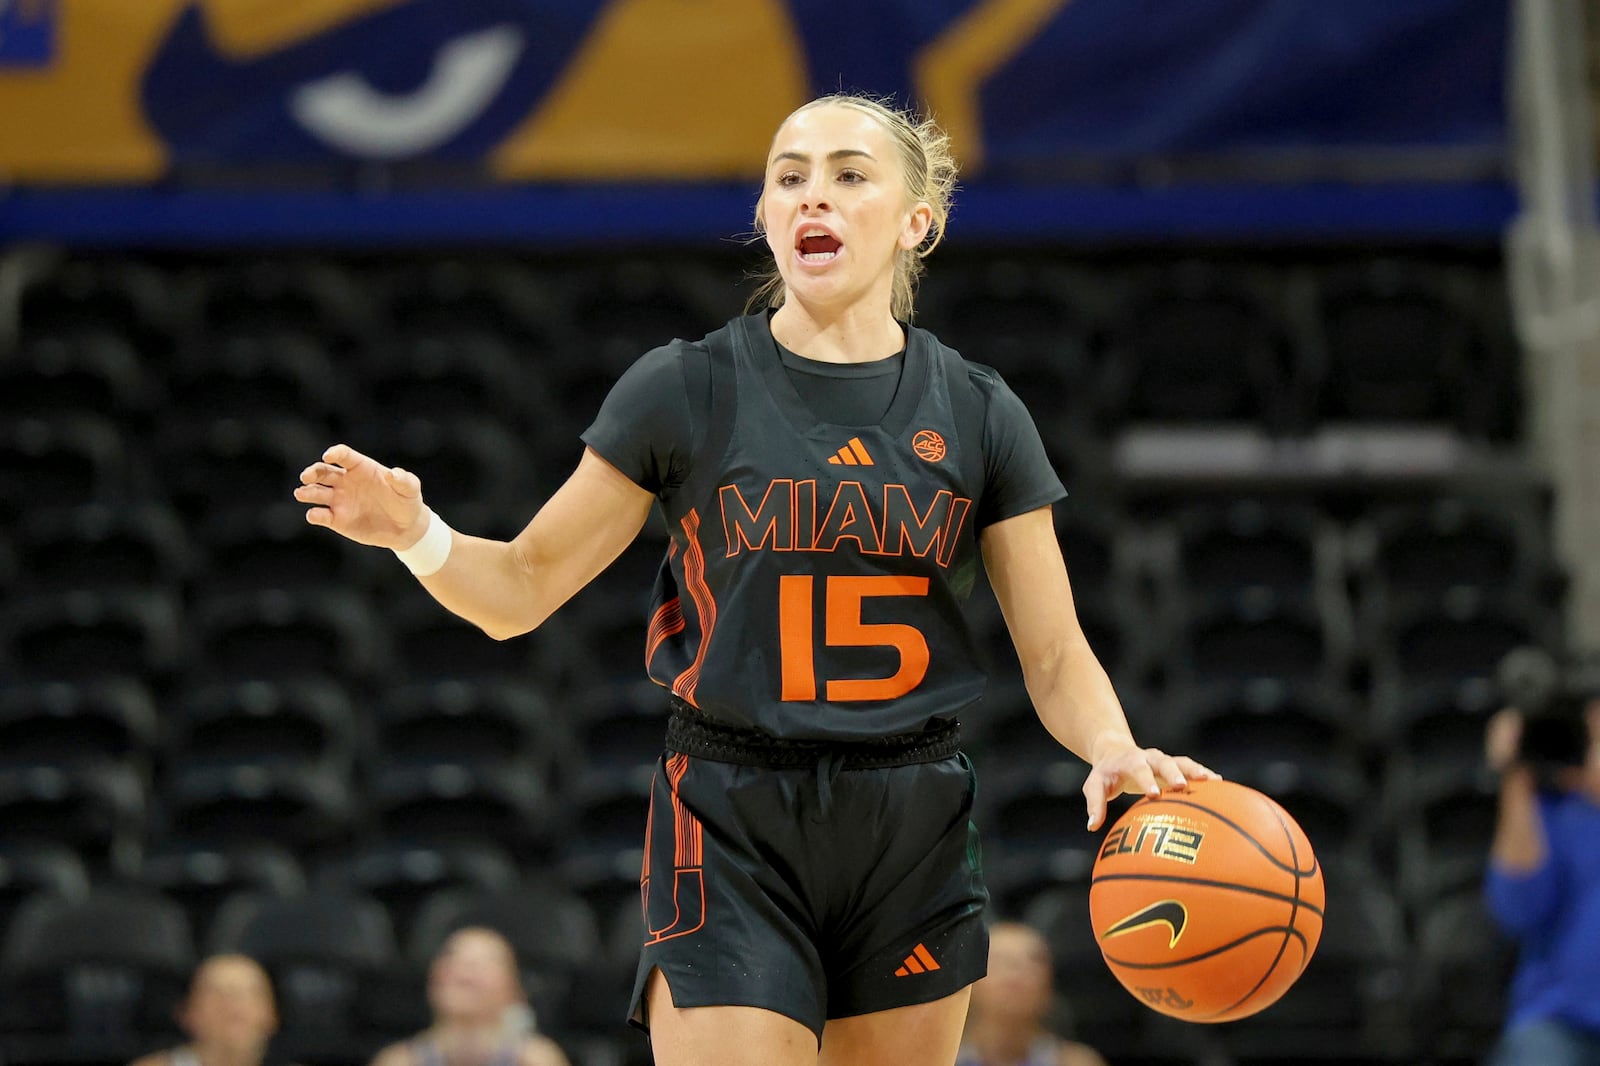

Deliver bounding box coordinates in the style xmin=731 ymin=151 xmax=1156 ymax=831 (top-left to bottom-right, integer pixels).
xmin=599 ymin=312 xmax=1039 ymax=740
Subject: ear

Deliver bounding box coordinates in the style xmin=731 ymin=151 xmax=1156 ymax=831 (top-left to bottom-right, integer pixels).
xmin=899 ymin=200 xmax=934 ymax=251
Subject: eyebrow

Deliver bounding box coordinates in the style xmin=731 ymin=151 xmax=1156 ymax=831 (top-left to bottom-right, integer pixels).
xmin=770 ymin=148 xmax=877 ymax=166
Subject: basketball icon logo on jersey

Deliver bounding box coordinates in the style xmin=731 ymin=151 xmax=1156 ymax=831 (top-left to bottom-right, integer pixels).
xmin=911 ymin=429 xmax=946 ymax=463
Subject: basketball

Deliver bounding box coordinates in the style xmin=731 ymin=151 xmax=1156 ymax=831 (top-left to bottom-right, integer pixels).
xmin=1089 ymin=779 xmax=1324 ymax=1023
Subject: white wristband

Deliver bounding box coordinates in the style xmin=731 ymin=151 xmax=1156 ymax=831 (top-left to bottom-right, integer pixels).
xmin=394 ymin=509 xmax=453 ymax=577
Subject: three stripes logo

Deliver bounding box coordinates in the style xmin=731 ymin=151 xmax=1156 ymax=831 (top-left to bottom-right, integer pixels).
xmin=893 ymin=942 xmax=941 ymax=977
xmin=827 ymin=437 xmax=874 ymax=466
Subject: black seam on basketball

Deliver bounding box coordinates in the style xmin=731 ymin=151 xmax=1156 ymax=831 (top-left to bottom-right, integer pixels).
xmin=1139 ymin=796 xmax=1317 ymax=876
xmin=1090 ymin=872 xmax=1326 ymax=919
xmin=1103 ymin=925 xmax=1309 ymax=971
xmin=1207 ymin=801 xmax=1300 ymax=1019
xmin=1268 ymin=799 xmax=1314 ymax=979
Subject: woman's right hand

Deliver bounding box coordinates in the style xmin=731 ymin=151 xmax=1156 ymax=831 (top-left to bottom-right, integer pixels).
xmin=294 ymin=443 xmax=430 ymax=550
xmin=1485 ymin=708 xmax=1524 ymax=775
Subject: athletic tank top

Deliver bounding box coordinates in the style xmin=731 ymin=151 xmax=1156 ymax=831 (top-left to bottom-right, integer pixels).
xmin=643 ymin=313 xmax=989 ymax=740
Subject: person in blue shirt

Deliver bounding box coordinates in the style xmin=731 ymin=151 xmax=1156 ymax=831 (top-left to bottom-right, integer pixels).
xmin=1484 ymin=695 xmax=1600 ymax=1066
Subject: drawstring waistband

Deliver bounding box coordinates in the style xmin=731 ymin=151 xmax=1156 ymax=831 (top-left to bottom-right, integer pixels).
xmin=663 ymin=697 xmax=961 ymax=774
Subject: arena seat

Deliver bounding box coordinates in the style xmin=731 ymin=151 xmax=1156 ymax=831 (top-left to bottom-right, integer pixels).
xmin=159 ymin=761 xmax=356 ymax=853
xmin=15 ymin=503 xmax=191 ymax=594
xmin=1382 ymin=763 xmax=1499 ymax=910
xmin=155 ymin=415 xmax=330 ymax=520
xmin=167 ymin=328 xmax=352 ymax=426
xmin=369 ymin=760 xmax=553 ymax=854
xmin=1161 ymin=499 xmax=1329 ymax=599
xmin=191 ymin=589 xmax=387 ymax=684
xmin=566 ymin=260 xmax=726 ymax=370
xmin=382 ymin=257 xmax=564 ymax=349
xmin=385 ymin=597 xmax=545 ymax=683
xmin=1050 ymin=504 xmax=1127 ymax=606
xmin=2 ymin=590 xmax=186 ymax=683
xmin=1413 ymin=891 xmax=1514 ymax=1059
xmin=1352 ymin=495 xmax=1552 ymax=601
xmin=0 ymin=887 xmax=193 ymax=1060
xmin=1309 ymin=260 xmax=1518 ymax=439
xmin=1374 ymin=589 xmax=1546 ymax=689
xmin=561 ymin=766 xmax=654 ymax=863
xmin=377 ymin=679 xmax=570 ymax=782
xmin=312 ymin=842 xmax=521 ymax=948
xmin=200 ymin=501 xmax=379 ymax=594
xmin=977 ymin=760 xmax=1102 ymax=858
xmin=171 ymin=679 xmax=359 ymax=769
xmin=914 ymin=259 xmax=1093 ymax=402
xmin=349 ymin=414 xmax=532 ymax=513
xmin=1368 ymin=676 xmax=1500 ymax=775
xmin=1171 ymin=588 xmax=1345 ymax=689
xmin=0 ymin=679 xmax=160 ymax=768
xmin=0 ymin=415 xmax=131 ymax=511
xmin=364 ymin=328 xmax=532 ymax=424
xmin=19 ymin=259 xmax=172 ymax=354
xmin=574 ymin=693 xmax=671 ymax=773
xmin=0 ymin=330 xmax=154 ymax=423
xmin=0 ymin=764 xmax=146 ymax=873
xmin=1162 ymin=679 xmax=1360 ymax=770
xmin=1099 ymin=263 xmax=1295 ymax=427
xmin=208 ymin=891 xmax=396 ymax=1048
xmin=0 ymin=845 xmax=90 ymax=951
xmin=136 ymin=843 xmax=305 ymax=947
xmin=197 ymin=259 xmax=367 ymax=345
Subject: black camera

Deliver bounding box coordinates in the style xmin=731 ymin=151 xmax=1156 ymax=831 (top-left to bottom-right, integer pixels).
xmin=1496 ymin=647 xmax=1596 ymax=785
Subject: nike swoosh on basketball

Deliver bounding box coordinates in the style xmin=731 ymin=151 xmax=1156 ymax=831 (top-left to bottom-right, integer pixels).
xmin=1104 ymin=899 xmax=1188 ymax=949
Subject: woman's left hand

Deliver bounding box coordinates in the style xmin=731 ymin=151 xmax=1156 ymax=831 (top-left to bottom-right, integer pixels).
xmin=1084 ymin=744 xmax=1221 ymax=831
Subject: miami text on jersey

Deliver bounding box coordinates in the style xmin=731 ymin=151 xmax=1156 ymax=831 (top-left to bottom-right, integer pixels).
xmin=718 ymin=480 xmax=972 ymax=567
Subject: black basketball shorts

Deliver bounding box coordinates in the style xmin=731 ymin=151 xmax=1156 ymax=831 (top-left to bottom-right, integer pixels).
xmin=627 ymin=747 xmax=990 ymax=1039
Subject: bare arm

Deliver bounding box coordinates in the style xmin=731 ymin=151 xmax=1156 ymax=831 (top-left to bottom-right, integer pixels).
xmin=980 ymin=506 xmax=1215 ymax=829
xmin=296 ymin=444 xmax=655 ymax=640
xmin=367 ymin=1043 xmax=413 ymax=1066
xmin=1486 ymin=709 xmax=1548 ymax=872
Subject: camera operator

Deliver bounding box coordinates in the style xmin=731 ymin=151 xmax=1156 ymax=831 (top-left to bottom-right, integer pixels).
xmin=1483 ymin=649 xmax=1600 ymax=1066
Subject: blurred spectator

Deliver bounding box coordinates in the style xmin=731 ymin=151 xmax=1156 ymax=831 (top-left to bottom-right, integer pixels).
xmin=957 ymin=921 xmax=1108 ymax=1066
xmin=370 ymin=927 xmax=569 ymax=1066
xmin=1483 ymin=690 xmax=1600 ymax=1066
xmin=128 ymin=954 xmax=288 ymax=1066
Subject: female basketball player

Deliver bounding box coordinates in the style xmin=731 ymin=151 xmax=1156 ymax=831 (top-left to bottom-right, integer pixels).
xmin=295 ymin=94 xmax=1215 ymax=1066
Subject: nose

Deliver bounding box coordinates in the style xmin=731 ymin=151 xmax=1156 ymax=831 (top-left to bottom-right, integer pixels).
xmin=801 ymin=174 xmax=830 ymax=213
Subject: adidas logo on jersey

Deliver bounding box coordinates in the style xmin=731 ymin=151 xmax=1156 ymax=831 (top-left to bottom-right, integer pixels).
xmin=827 ymin=437 xmax=874 ymax=466
xmin=893 ymin=943 xmax=941 ymax=977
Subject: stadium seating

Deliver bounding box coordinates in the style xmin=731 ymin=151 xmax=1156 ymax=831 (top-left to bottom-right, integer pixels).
xmin=0 ymin=249 xmax=1560 ymax=1066
xmin=0 ymin=887 xmax=193 ymax=1063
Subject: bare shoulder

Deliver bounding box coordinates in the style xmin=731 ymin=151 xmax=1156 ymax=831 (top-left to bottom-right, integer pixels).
xmin=520 ymin=1034 xmax=572 ymax=1066
xmin=368 ymin=1041 xmax=415 ymax=1066
xmin=1058 ymin=1041 xmax=1110 ymax=1066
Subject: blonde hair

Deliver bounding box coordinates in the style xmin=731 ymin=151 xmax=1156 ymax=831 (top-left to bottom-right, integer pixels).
xmin=748 ymin=94 xmax=958 ymax=322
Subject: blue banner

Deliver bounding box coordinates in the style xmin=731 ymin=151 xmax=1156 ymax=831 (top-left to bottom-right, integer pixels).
xmin=0 ymin=0 xmax=1512 ymax=242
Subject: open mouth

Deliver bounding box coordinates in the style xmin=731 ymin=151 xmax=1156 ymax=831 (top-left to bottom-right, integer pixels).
xmin=797 ymin=230 xmax=842 ymax=263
